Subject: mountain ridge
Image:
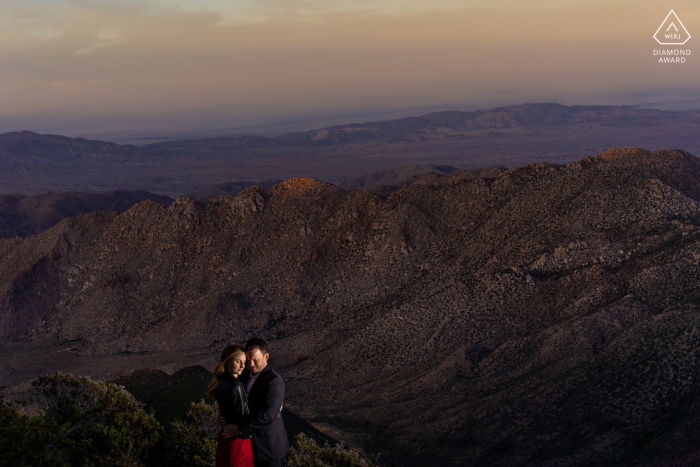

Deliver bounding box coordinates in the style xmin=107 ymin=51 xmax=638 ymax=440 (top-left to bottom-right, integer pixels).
xmin=3 ymin=148 xmax=700 ymax=465
xmin=143 ymin=103 xmax=700 ymax=149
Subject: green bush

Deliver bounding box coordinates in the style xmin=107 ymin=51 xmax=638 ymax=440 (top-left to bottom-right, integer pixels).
xmin=0 ymin=391 xmax=78 ymax=467
xmin=150 ymin=401 xmax=217 ymax=467
xmin=152 ymin=420 xmax=215 ymax=467
xmin=3 ymin=376 xmax=379 ymax=467
xmin=0 ymin=373 xmax=163 ymax=467
xmin=32 ymin=372 xmax=163 ymax=466
xmin=186 ymin=400 xmax=221 ymax=441
xmin=286 ymin=434 xmax=379 ymax=467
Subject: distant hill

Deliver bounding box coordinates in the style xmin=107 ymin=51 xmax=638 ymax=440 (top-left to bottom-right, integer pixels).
xmin=339 ymin=164 xmax=509 ymax=193
xmin=0 ymin=130 xmax=151 ymax=164
xmin=3 ymin=103 xmax=700 ymax=195
xmin=0 ymin=190 xmax=172 ymax=238
xmin=396 ymin=164 xmax=509 ymax=186
xmin=339 ymin=164 xmax=458 ymax=191
xmin=145 ymin=103 xmax=700 ymax=150
xmin=188 ymin=179 xmax=282 ymax=203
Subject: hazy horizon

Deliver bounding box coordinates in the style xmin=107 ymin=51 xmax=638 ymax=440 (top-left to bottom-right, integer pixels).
xmin=1 ymin=0 xmax=699 ymax=141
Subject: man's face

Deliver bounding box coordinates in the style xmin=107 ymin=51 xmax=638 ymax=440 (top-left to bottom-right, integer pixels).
xmin=246 ymin=348 xmax=269 ymax=375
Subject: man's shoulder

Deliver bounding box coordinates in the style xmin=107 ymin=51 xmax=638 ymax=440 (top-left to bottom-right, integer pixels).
xmin=259 ymin=365 xmax=284 ymax=384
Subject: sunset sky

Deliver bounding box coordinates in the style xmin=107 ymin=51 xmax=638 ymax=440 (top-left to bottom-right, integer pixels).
xmin=0 ymin=0 xmax=698 ymax=138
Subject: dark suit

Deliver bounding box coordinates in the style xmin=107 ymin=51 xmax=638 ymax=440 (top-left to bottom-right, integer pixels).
xmin=238 ymin=365 xmax=288 ymax=465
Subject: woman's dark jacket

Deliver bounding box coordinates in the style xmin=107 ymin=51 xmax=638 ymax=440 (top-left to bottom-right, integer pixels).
xmin=215 ymin=371 xmax=250 ymax=426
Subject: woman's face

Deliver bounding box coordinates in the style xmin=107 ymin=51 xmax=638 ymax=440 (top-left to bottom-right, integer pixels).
xmin=229 ymin=351 xmax=246 ymax=377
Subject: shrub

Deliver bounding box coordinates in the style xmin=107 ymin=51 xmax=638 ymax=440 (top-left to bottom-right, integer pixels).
xmin=286 ymin=434 xmax=379 ymax=467
xmin=153 ymin=420 xmax=215 ymax=467
xmin=30 ymin=373 xmax=163 ymax=466
xmin=5 ymin=375 xmax=378 ymax=467
xmin=150 ymin=400 xmax=217 ymax=467
xmin=186 ymin=400 xmax=221 ymax=441
xmin=0 ymin=390 xmax=79 ymax=467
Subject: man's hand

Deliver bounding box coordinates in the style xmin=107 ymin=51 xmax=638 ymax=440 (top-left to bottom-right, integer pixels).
xmin=223 ymin=424 xmax=239 ymax=438
xmin=218 ymin=415 xmax=227 ymax=426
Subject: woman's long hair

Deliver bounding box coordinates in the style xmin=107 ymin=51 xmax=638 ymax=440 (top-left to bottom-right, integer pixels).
xmin=207 ymin=344 xmax=245 ymax=399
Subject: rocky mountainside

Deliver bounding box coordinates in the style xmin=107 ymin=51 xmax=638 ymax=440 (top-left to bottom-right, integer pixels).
xmin=0 ymin=162 xmax=500 ymax=238
xmin=0 ymin=190 xmax=172 ymax=238
xmin=598 ymin=147 xmax=700 ymax=200
xmin=3 ymin=148 xmax=700 ymax=465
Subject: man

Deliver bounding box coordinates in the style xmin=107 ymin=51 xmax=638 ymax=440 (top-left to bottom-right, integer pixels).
xmin=223 ymin=337 xmax=288 ymax=467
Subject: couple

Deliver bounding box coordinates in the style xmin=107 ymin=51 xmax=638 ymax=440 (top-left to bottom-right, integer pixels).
xmin=207 ymin=337 xmax=288 ymax=467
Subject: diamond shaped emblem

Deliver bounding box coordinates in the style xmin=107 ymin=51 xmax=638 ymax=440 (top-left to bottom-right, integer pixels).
xmin=654 ymin=10 xmax=691 ymax=45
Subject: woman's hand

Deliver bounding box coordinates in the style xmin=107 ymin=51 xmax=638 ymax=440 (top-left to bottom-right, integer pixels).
xmin=218 ymin=414 xmax=227 ymax=426
xmin=223 ymin=424 xmax=239 ymax=438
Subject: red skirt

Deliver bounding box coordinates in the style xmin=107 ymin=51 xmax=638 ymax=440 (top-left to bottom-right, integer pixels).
xmin=216 ymin=432 xmax=254 ymax=467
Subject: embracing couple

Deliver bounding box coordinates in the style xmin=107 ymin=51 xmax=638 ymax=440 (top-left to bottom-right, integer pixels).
xmin=207 ymin=337 xmax=288 ymax=467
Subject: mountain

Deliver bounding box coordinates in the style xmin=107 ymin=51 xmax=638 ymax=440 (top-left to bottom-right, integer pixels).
xmin=3 ymin=103 xmax=700 ymax=195
xmin=0 ymin=190 xmax=173 ymax=238
xmin=597 ymin=147 xmax=700 ymax=200
xmin=339 ymin=164 xmax=458 ymax=190
xmin=141 ymin=103 xmax=700 ymax=151
xmin=0 ymin=162 xmax=504 ymax=238
xmin=277 ymin=103 xmax=700 ymax=145
xmin=4 ymin=149 xmax=700 ymax=465
xmin=339 ymin=164 xmax=509 ymax=193
xmin=188 ymin=179 xmax=282 ymax=203
xmin=0 ymin=130 xmax=151 ymax=164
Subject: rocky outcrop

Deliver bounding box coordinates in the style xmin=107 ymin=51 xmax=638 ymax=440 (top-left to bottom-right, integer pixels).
xmin=3 ymin=149 xmax=700 ymax=465
xmin=597 ymin=147 xmax=700 ymax=200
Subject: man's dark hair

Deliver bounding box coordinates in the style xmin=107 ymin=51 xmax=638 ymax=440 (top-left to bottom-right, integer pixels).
xmin=245 ymin=337 xmax=269 ymax=355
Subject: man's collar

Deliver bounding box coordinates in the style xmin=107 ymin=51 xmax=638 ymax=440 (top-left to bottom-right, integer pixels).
xmin=250 ymin=363 xmax=268 ymax=377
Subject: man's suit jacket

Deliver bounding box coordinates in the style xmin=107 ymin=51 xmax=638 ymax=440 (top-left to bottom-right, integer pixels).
xmin=238 ymin=365 xmax=289 ymax=461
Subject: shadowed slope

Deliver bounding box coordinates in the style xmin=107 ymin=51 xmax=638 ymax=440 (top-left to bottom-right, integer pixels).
xmin=339 ymin=164 xmax=458 ymax=190
xmin=0 ymin=190 xmax=173 ymax=238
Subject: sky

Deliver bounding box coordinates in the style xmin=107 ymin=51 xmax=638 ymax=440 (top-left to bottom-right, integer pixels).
xmin=0 ymin=0 xmax=698 ymax=139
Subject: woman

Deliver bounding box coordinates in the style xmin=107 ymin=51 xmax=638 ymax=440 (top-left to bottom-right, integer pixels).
xmin=207 ymin=344 xmax=254 ymax=467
